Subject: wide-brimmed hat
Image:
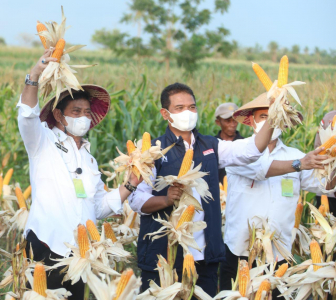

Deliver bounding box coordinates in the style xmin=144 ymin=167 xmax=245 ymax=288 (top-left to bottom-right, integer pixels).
xmin=233 ymin=93 xmax=303 ymax=126
xmin=40 ymin=85 xmax=110 ymax=129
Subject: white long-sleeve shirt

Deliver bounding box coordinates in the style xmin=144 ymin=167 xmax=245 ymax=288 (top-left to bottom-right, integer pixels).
xmin=129 ymin=132 xmax=264 ymax=261
xmin=224 ymin=138 xmax=335 ymax=260
xmin=17 ymin=97 xmax=123 ymax=256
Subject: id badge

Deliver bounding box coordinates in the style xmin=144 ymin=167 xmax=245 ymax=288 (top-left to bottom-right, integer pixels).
xmin=73 ymin=178 xmax=87 ymax=198
xmin=281 ymin=179 xmax=294 ymax=197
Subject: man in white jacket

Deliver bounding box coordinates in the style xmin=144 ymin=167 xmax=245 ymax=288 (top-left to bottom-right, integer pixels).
xmin=220 ymin=93 xmax=335 ymax=299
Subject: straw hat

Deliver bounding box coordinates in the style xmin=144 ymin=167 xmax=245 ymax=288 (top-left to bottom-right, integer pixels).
xmin=40 ymin=85 xmax=110 ymax=129
xmin=233 ymin=93 xmax=303 ymax=126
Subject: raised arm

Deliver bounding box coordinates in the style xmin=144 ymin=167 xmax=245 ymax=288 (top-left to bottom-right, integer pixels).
xmin=266 ymin=148 xmax=328 ymax=178
xmin=254 ymin=119 xmax=274 ymax=153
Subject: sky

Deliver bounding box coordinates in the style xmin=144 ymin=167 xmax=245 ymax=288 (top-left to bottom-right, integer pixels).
xmin=1 ymin=0 xmax=335 ymax=52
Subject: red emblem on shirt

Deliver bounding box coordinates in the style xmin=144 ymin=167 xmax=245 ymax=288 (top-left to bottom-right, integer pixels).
xmin=203 ymin=149 xmax=214 ymax=156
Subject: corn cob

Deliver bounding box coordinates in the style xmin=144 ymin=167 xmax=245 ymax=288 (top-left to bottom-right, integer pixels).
xmin=238 ymin=260 xmax=250 ymax=297
xmin=331 ymin=147 xmax=336 ymax=157
xmin=114 ymin=269 xmax=134 ymax=300
xmin=33 ymin=263 xmax=47 ymax=297
xmin=183 ymin=254 xmax=196 ymax=278
xmin=176 ymin=205 xmax=195 ymax=229
xmin=321 ymin=195 xmax=330 ymax=213
xmin=141 ymin=132 xmax=151 ymax=153
xmin=103 ymin=222 xmax=117 ymax=242
xmin=3 ymin=168 xmax=13 ymax=185
xmin=219 ymin=183 xmax=224 ymax=191
xmin=16 ymin=243 xmax=27 ymax=258
xmin=310 ymin=239 xmax=323 ymax=271
xmin=51 ymin=38 xmax=65 ymax=62
xmin=23 ymin=185 xmax=32 ymax=200
xmin=274 ymin=263 xmax=288 ymax=277
xmin=294 ymin=203 xmax=303 ymax=229
xmin=78 ymin=224 xmax=90 ymax=258
xmin=15 ymin=186 xmax=27 ymax=210
xmin=318 ymin=136 xmax=336 ymax=155
xmin=332 ymin=115 xmax=336 ymax=128
xmin=86 ymin=220 xmax=101 ymax=241
xmin=0 ymin=175 xmax=2 ymax=198
xmin=252 ymin=63 xmax=273 ymax=91
xmin=2 ymin=152 xmax=10 ymax=168
xmin=126 ymin=140 xmax=141 ymax=178
xmin=36 ymin=21 xmax=48 ymax=49
xmin=127 ymin=212 xmax=138 ymax=229
xmin=254 ymin=279 xmax=271 ymax=300
xmin=223 ymin=175 xmax=228 ymax=194
xmin=315 ymin=205 xmax=326 ymax=225
xmin=104 ymin=184 xmax=108 ymax=191
xmin=277 ymin=55 xmax=289 ymax=87
xmin=178 ymin=149 xmax=194 ymax=178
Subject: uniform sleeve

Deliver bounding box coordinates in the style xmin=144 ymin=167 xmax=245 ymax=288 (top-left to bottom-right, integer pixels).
xmin=300 ymin=169 xmax=336 ymax=196
xmin=94 ymin=179 xmax=123 ymax=219
xmin=128 ymin=167 xmax=157 ymax=215
xmin=218 ymin=136 xmax=264 ymax=168
xmin=17 ymin=96 xmax=46 ymax=158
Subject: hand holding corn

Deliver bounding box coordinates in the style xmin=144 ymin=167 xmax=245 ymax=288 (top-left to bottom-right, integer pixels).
xmin=166 ymin=183 xmax=184 ymax=207
xmin=300 ymin=147 xmax=328 ymax=170
xmin=30 ymin=49 xmax=58 ymax=82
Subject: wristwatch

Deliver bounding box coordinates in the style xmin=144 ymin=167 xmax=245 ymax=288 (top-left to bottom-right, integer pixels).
xmin=25 ymin=74 xmax=38 ymax=86
xmin=124 ymin=181 xmax=137 ymax=193
xmin=292 ymin=159 xmax=301 ymax=172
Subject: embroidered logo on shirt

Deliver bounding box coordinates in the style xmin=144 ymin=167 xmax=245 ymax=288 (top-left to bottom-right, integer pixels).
xmin=203 ymin=149 xmax=214 ymax=156
xmin=161 ymin=156 xmax=168 ymax=163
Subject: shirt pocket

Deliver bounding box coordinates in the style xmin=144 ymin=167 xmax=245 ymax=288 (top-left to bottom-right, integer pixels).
xmin=230 ymin=176 xmax=264 ymax=195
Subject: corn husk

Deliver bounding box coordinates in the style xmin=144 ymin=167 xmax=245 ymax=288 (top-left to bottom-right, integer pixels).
xmin=112 ymin=139 xmax=174 ymax=186
xmin=291 ymin=224 xmax=311 ymax=256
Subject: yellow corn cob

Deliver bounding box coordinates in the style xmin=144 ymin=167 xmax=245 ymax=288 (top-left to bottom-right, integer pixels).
xmin=51 ymin=38 xmax=65 ymax=62
xmin=254 ymin=279 xmax=271 ymax=300
xmin=104 ymin=184 xmax=108 ymax=191
xmin=176 ymin=205 xmax=195 ymax=229
xmin=219 ymin=183 xmax=224 ymax=191
xmin=86 ymin=220 xmax=101 ymax=242
xmin=36 ymin=21 xmax=48 ymax=49
xmin=3 ymin=168 xmax=13 ymax=185
xmin=238 ymin=260 xmax=250 ymax=297
xmin=277 ymin=55 xmax=289 ymax=87
xmin=310 ymin=239 xmax=323 ymax=271
xmin=252 ymin=62 xmax=273 ymax=91
xmin=321 ymin=195 xmax=330 ymax=213
xmin=23 ymin=185 xmax=32 ymax=200
xmin=294 ymin=203 xmax=303 ymax=229
xmin=2 ymin=152 xmax=10 ymax=168
xmin=114 ymin=269 xmax=134 ymax=300
xmin=127 ymin=212 xmax=138 ymax=229
xmin=15 ymin=186 xmax=27 ymax=210
xmin=78 ymin=224 xmax=90 ymax=258
xmin=183 ymin=254 xmax=196 ymax=278
xmin=332 ymin=115 xmax=336 ymax=128
xmin=223 ymin=175 xmax=228 ymax=194
xmin=318 ymin=136 xmax=336 ymax=155
xmin=274 ymin=263 xmax=288 ymax=277
xmin=330 ymin=147 xmax=336 ymax=157
xmin=16 ymin=243 xmax=27 ymax=258
xmin=0 ymin=175 xmax=2 ymax=198
xmin=141 ymin=132 xmax=151 ymax=153
xmin=103 ymin=222 xmax=117 ymax=243
xmin=33 ymin=263 xmax=47 ymax=297
xmin=178 ymin=149 xmax=194 ymax=178
xmin=315 ymin=205 xmax=326 ymax=225
xmin=126 ymin=140 xmax=141 ymax=179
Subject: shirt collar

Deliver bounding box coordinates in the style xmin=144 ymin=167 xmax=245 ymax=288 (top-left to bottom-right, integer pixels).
xmin=175 ymin=132 xmax=195 ymax=150
xmin=52 ymin=127 xmax=91 ymax=153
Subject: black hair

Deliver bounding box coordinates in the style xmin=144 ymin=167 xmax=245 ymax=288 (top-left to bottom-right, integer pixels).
xmin=160 ymin=82 xmax=196 ymax=110
xmin=56 ymin=91 xmax=91 ymax=113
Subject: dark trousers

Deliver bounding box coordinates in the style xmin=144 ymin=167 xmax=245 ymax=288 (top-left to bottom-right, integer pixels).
xmin=25 ymin=231 xmax=84 ymax=300
xmin=141 ymin=260 xmax=219 ymax=298
xmin=220 ymin=244 xmax=285 ymax=300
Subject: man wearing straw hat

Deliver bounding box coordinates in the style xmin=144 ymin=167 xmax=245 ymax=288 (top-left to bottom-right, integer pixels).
xmin=220 ymin=92 xmax=335 ymax=298
xmin=18 ymin=49 xmax=142 ymax=299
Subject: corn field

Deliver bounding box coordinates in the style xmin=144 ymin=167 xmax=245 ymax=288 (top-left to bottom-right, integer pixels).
xmin=1 ymin=46 xmax=336 ymax=299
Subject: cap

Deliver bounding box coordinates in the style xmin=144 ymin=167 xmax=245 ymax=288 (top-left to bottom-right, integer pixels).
xmin=215 ymin=102 xmax=239 ymax=119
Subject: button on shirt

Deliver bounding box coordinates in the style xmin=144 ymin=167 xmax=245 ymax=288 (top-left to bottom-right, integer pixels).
xmin=224 ymin=138 xmax=335 ymax=260
xmin=129 ymin=132 xmax=264 ymax=261
xmin=17 ymin=97 xmax=123 ymax=256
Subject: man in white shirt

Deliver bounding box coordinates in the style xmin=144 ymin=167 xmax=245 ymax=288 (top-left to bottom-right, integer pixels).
xmin=127 ymin=81 xmax=282 ymax=297
xmin=19 ymin=49 xmax=142 ymax=299
xmin=221 ymin=92 xmax=333 ymax=298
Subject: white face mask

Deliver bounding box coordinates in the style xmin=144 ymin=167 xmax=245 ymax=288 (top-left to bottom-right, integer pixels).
xmin=166 ymin=109 xmax=198 ymax=132
xmin=254 ymin=119 xmax=282 ymax=141
xmin=63 ymin=115 xmax=91 ymax=137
